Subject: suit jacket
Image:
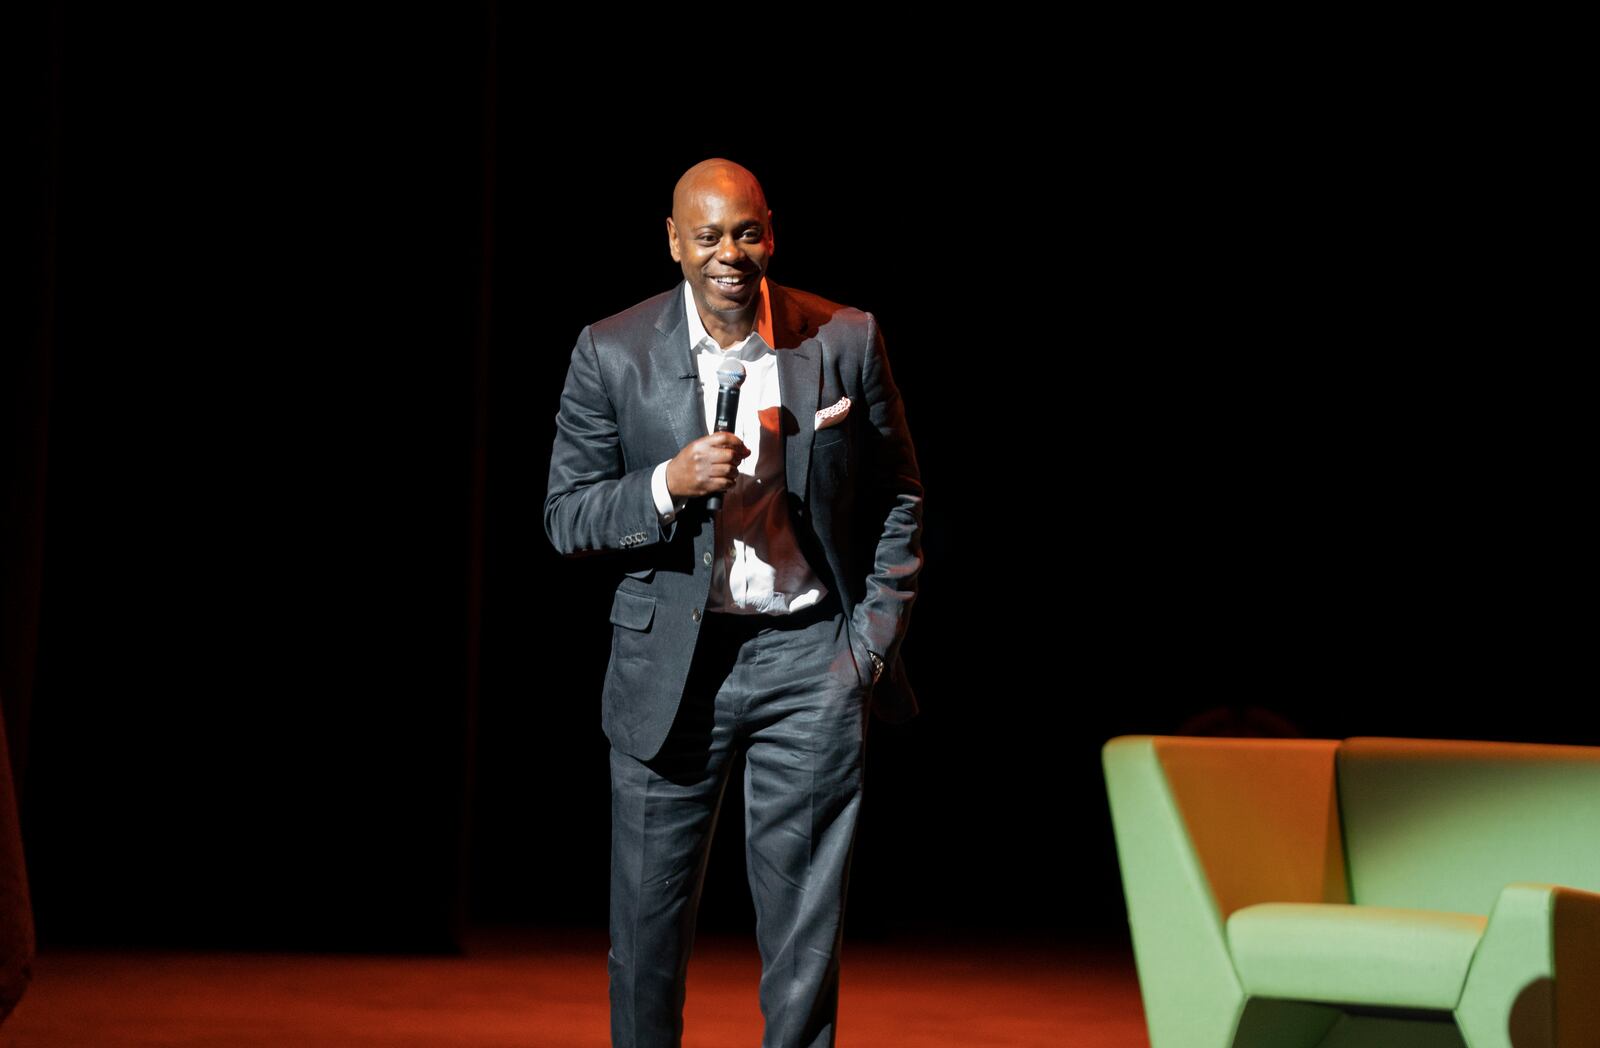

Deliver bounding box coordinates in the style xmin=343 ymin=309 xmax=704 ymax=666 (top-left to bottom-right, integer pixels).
xmin=545 ymin=280 xmax=924 ymax=761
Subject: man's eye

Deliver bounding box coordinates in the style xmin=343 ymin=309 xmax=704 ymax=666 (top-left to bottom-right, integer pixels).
xmin=698 ymin=236 xmax=718 ymax=244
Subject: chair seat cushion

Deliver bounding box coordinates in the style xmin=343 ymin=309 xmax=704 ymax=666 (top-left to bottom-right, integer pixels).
xmin=1226 ymin=902 xmax=1488 ymax=1009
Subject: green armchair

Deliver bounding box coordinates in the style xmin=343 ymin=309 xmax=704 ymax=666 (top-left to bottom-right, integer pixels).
xmin=1102 ymin=735 xmax=1600 ymax=1048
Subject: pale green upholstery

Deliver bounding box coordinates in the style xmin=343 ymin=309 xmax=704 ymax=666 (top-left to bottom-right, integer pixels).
xmin=1227 ymin=903 xmax=1486 ymax=1010
xmin=1103 ymin=735 xmax=1600 ymax=1048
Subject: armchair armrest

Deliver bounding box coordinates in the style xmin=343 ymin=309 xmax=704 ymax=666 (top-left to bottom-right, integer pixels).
xmin=1457 ymin=882 xmax=1600 ymax=1048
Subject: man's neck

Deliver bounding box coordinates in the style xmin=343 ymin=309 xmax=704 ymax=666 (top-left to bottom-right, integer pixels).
xmin=701 ymin=310 xmax=756 ymax=350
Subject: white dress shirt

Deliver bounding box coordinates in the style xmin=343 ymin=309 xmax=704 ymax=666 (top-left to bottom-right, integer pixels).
xmin=649 ymin=278 xmax=828 ymax=616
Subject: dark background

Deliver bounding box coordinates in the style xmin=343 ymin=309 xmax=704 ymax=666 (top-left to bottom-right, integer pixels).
xmin=5 ymin=7 xmax=1585 ymax=953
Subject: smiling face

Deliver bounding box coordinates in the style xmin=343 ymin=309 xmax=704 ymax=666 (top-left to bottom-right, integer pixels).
xmin=666 ymin=163 xmax=774 ymax=333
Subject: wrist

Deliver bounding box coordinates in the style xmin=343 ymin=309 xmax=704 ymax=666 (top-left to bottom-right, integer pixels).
xmin=651 ymin=460 xmax=685 ymax=520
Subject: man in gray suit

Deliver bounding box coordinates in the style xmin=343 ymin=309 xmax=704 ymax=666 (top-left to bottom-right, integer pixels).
xmin=544 ymin=158 xmax=923 ymax=1048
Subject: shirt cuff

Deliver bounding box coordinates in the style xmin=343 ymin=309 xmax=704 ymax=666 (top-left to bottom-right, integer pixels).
xmin=651 ymin=460 xmax=688 ymax=521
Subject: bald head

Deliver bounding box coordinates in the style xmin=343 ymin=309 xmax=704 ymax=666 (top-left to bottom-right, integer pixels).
xmin=671 ymin=158 xmax=768 ymax=224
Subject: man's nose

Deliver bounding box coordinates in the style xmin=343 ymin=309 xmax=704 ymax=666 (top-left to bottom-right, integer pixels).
xmin=717 ymin=237 xmax=744 ymax=263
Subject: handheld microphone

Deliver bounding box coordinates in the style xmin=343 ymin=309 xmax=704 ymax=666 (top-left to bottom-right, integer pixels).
xmin=706 ymin=357 xmax=747 ymax=513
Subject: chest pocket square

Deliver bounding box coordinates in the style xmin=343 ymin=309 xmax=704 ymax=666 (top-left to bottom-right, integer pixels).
xmin=814 ymin=397 xmax=851 ymax=432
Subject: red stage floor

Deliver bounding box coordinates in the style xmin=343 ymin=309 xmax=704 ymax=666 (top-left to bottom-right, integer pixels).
xmin=1 ymin=928 xmax=1149 ymax=1047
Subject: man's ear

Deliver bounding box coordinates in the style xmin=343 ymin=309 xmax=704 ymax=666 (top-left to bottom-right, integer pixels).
xmin=766 ymin=209 xmax=775 ymax=255
xmin=666 ymin=216 xmax=681 ymax=262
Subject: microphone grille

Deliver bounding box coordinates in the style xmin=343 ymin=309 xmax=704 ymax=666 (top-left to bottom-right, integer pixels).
xmin=715 ymin=358 xmax=748 ymax=388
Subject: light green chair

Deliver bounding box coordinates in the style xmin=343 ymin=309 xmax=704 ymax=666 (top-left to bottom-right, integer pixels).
xmin=1102 ymin=735 xmax=1600 ymax=1048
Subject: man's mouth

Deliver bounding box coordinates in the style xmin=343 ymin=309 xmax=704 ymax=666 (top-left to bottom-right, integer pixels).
xmin=710 ymin=274 xmax=752 ymax=291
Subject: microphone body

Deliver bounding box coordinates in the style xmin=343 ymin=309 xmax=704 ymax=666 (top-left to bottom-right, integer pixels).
xmin=705 ymin=358 xmax=746 ymax=513
xmin=713 ymin=383 xmax=740 ymax=434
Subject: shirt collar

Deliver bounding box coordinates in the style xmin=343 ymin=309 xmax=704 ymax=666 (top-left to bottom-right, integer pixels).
xmin=683 ymin=276 xmax=774 ymax=362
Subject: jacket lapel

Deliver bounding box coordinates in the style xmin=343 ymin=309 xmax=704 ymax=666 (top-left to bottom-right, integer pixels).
xmin=771 ymin=282 xmax=821 ymax=503
xmin=649 ymin=284 xmax=707 ymax=454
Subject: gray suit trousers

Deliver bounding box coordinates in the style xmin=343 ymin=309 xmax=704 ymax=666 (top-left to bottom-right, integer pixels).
xmin=607 ymin=594 xmax=870 ymax=1048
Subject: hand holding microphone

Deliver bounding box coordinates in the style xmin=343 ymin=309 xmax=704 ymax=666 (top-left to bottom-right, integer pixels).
xmin=663 ymin=358 xmax=748 ymax=513
xmin=705 ymin=358 xmax=746 ymax=512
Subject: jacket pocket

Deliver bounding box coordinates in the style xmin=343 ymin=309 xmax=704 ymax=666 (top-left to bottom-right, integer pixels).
xmin=844 ymin=626 xmax=874 ymax=689
xmin=609 ymin=587 xmax=656 ymax=631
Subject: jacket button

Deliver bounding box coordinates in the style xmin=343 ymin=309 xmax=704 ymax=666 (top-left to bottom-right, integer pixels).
xmin=702 ymin=551 xmax=713 ymax=566
xmin=691 ymin=608 xmax=702 ymax=622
